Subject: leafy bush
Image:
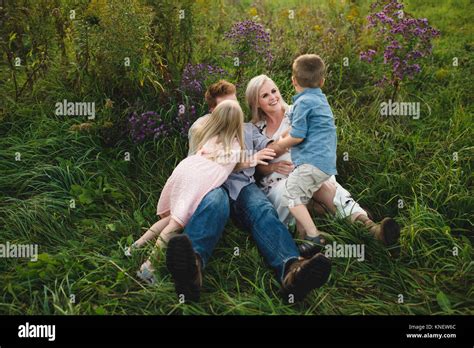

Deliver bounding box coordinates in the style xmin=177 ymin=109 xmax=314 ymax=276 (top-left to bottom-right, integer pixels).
xmin=73 ymin=0 xmax=166 ymax=99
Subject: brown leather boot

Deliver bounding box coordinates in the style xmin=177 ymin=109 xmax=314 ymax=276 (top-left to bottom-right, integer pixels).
xmin=166 ymin=235 xmax=202 ymax=303
xmin=281 ymin=253 xmax=331 ymax=302
xmin=368 ymin=217 xmax=401 ymax=247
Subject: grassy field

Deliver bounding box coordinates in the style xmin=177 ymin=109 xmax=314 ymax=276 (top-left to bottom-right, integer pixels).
xmin=0 ymin=0 xmax=472 ymax=315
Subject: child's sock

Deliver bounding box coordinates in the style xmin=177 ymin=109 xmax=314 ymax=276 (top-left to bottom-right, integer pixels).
xmin=124 ymin=241 xmax=139 ymax=257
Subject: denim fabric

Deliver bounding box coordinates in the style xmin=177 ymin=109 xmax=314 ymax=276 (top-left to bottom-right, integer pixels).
xmin=183 ymin=187 xmax=230 ymax=268
xmin=230 ymin=183 xmax=300 ymax=281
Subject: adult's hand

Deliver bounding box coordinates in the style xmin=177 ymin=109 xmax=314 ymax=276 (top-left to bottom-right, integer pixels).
xmin=271 ymin=160 xmax=294 ymax=175
xmin=251 ymin=148 xmax=276 ymax=167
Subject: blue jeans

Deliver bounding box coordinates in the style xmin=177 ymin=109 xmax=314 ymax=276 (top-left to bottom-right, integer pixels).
xmin=183 ymin=187 xmax=230 ymax=268
xmin=183 ymin=184 xmax=299 ymax=282
xmin=230 ymin=183 xmax=300 ymax=282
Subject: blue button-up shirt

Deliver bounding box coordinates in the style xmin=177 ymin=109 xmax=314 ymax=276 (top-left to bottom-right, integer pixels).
xmin=289 ymin=88 xmax=337 ymax=176
xmin=223 ymin=123 xmax=272 ymax=200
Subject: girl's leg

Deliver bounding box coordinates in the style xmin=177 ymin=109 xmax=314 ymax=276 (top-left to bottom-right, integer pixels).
xmin=134 ymin=215 xmax=171 ymax=247
xmin=140 ymin=218 xmax=182 ymax=272
xmin=155 ymin=218 xmax=182 ymax=248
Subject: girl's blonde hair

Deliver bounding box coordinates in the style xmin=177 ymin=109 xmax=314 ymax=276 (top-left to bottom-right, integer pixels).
xmin=245 ymin=74 xmax=289 ymax=124
xmin=189 ymin=100 xmax=245 ymax=160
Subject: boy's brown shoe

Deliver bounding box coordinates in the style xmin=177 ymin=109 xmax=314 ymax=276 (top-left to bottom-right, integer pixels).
xmin=281 ymin=253 xmax=331 ymax=302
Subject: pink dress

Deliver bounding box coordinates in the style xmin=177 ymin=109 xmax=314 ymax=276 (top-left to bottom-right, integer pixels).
xmin=156 ymin=136 xmax=240 ymax=226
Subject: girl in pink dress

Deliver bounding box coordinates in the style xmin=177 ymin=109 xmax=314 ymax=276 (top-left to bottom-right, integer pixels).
xmin=129 ymin=100 xmax=244 ymax=283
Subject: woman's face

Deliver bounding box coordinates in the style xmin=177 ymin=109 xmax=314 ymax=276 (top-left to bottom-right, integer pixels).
xmin=258 ymin=80 xmax=282 ymax=115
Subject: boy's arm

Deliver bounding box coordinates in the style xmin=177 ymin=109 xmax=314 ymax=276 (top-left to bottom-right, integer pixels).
xmin=269 ymin=134 xmax=303 ymax=154
xmin=270 ymin=104 xmax=310 ymax=153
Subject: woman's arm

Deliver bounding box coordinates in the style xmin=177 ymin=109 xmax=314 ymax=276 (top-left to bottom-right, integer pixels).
xmin=256 ymin=160 xmax=294 ymax=176
xmin=256 ymin=162 xmax=274 ymax=176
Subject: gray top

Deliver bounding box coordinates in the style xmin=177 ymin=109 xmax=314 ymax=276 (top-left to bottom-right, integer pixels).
xmin=223 ymin=123 xmax=272 ymax=200
xmin=188 ymin=116 xmax=272 ymax=201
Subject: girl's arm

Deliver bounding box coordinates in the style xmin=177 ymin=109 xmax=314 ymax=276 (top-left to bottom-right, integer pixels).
xmin=233 ymin=148 xmax=276 ymax=172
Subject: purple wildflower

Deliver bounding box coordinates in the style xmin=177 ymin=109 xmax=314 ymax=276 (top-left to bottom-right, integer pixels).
xmin=128 ymin=111 xmax=170 ymax=143
xmin=224 ymin=20 xmax=273 ymax=66
xmin=180 ymin=63 xmax=229 ymax=97
xmin=360 ymin=0 xmax=440 ymax=87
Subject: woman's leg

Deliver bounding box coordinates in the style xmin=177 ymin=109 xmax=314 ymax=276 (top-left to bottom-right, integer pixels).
xmin=310 ymin=179 xmax=400 ymax=248
xmin=309 ymin=180 xmax=337 ymax=216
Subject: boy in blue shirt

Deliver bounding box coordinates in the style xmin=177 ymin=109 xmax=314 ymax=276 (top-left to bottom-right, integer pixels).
xmin=276 ymin=54 xmax=337 ymax=248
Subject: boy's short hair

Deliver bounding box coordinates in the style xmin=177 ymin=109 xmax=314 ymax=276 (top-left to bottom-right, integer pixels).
xmin=205 ymin=80 xmax=237 ymax=109
xmin=292 ymin=54 xmax=326 ymax=88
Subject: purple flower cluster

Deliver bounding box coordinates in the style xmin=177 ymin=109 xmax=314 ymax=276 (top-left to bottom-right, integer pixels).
xmin=224 ymin=20 xmax=273 ymax=65
xmin=128 ymin=111 xmax=169 ymax=143
xmin=360 ymin=0 xmax=440 ymax=86
xmin=360 ymin=49 xmax=377 ymax=63
xmin=181 ymin=63 xmax=228 ymax=97
xmin=171 ymin=104 xmax=197 ymax=138
xmin=128 ymin=105 xmax=199 ymax=143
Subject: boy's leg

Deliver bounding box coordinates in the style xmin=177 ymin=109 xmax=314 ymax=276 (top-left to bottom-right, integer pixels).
xmin=283 ymin=165 xmax=330 ymax=239
xmin=289 ymin=204 xmax=321 ymax=238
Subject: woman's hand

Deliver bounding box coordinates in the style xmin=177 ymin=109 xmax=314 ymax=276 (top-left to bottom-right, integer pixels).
xmin=270 ymin=160 xmax=294 ymax=175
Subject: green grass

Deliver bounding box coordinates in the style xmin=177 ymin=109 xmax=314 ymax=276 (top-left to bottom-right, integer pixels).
xmin=0 ymin=0 xmax=472 ymax=315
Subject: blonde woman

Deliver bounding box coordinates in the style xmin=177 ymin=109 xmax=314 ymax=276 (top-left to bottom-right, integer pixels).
xmin=246 ymin=74 xmax=400 ymax=257
xmin=131 ymin=100 xmax=245 ymax=283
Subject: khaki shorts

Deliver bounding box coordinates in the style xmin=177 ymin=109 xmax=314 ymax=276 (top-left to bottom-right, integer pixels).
xmin=281 ymin=164 xmax=330 ymax=207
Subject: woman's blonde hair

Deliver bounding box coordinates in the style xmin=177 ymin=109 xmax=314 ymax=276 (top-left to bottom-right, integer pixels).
xmin=189 ymin=100 xmax=245 ymax=161
xmin=245 ymin=74 xmax=289 ymax=124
